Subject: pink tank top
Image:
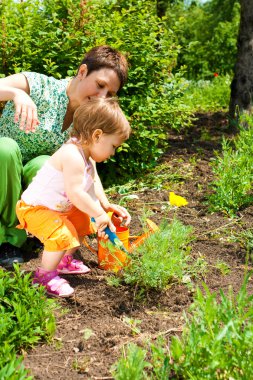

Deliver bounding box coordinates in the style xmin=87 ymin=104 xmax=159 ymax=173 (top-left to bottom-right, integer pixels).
xmin=22 ymin=142 xmax=96 ymax=212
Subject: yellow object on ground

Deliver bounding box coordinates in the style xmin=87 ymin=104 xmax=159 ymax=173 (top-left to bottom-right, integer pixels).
xmin=169 ymin=192 xmax=188 ymax=207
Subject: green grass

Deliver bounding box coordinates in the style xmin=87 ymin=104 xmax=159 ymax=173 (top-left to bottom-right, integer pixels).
xmin=182 ymin=75 xmax=231 ymax=113
xmin=105 ymin=160 xmax=194 ymax=197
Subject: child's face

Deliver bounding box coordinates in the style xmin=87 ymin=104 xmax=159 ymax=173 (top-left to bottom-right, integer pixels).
xmin=89 ymin=131 xmax=126 ymax=163
xmin=75 ymin=66 xmax=120 ymax=105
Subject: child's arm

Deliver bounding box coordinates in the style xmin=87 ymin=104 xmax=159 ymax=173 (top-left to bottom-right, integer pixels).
xmin=61 ymin=145 xmax=115 ymax=235
xmin=0 ymin=74 xmax=39 ymax=132
xmin=92 ymin=160 xmax=131 ymax=226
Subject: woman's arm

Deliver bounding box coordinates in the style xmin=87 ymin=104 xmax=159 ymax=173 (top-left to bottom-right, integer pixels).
xmin=0 ymin=73 xmax=39 ymax=132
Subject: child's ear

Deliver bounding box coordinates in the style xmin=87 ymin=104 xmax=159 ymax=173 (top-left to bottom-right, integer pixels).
xmin=92 ymin=129 xmax=103 ymax=142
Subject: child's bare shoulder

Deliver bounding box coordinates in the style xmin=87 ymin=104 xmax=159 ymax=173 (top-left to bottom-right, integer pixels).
xmin=52 ymin=143 xmax=83 ymax=171
xmin=59 ymin=143 xmax=81 ymax=157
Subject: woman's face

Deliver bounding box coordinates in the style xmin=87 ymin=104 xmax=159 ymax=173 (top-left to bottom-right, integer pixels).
xmin=73 ymin=65 xmax=121 ymax=105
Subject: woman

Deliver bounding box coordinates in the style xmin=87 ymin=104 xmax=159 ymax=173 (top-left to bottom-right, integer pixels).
xmin=0 ymin=45 xmax=128 ymax=268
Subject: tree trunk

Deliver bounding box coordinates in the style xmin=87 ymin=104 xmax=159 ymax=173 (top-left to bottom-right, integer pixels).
xmin=229 ymin=0 xmax=253 ymax=119
xmin=156 ymin=0 xmax=167 ymax=18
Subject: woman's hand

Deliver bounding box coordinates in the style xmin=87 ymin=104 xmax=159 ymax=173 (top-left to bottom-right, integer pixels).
xmin=13 ymin=90 xmax=39 ymax=133
xmin=105 ymin=204 xmax=131 ymax=226
xmin=0 ymin=73 xmax=40 ymax=133
xmin=95 ymin=212 xmax=116 ymax=239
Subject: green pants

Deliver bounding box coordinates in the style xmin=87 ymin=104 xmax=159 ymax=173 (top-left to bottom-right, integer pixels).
xmin=0 ymin=137 xmax=49 ymax=247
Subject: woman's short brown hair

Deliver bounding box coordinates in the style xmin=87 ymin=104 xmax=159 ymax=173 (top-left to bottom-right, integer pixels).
xmin=79 ymin=45 xmax=128 ymax=91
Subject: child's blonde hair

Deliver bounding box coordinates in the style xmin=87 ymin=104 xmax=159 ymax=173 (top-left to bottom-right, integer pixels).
xmin=71 ymin=97 xmax=131 ymax=143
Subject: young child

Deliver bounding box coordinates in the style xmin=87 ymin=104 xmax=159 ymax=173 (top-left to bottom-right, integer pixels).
xmin=16 ymin=97 xmax=131 ymax=297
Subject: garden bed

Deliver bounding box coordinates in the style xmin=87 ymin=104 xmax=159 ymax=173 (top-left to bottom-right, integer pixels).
xmin=20 ymin=112 xmax=253 ymax=379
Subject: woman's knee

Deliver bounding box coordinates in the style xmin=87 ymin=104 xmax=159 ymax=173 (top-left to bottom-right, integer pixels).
xmin=0 ymin=137 xmax=22 ymax=166
xmin=23 ymin=155 xmax=50 ymax=188
xmin=24 ymin=155 xmax=49 ymax=173
xmin=0 ymin=137 xmax=21 ymax=161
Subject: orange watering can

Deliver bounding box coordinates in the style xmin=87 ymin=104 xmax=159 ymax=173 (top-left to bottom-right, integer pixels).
xmin=83 ymin=217 xmax=159 ymax=272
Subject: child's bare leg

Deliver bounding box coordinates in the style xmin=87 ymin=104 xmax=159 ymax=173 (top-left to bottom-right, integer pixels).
xmin=34 ymin=249 xmax=74 ymax=297
xmin=41 ymin=250 xmax=65 ymax=271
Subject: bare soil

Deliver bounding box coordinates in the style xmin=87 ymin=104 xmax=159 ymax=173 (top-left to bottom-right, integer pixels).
xmin=21 ymin=112 xmax=253 ymax=379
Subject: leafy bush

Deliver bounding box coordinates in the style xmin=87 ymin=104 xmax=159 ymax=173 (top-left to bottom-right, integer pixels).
xmin=209 ymin=117 xmax=253 ymax=215
xmin=0 ymin=0 xmax=85 ymax=78
xmin=82 ymin=0 xmax=193 ymax=183
xmin=0 ymin=266 xmax=57 ymax=379
xmin=112 ymin=275 xmax=253 ymax=379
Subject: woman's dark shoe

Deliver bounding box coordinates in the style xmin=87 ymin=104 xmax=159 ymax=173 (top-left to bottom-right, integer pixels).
xmin=0 ymin=243 xmax=24 ymax=268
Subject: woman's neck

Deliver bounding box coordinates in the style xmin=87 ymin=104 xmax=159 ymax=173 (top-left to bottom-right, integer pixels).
xmin=66 ymin=77 xmax=80 ymax=109
xmin=61 ymin=104 xmax=74 ymax=132
xmin=62 ymin=77 xmax=80 ymax=132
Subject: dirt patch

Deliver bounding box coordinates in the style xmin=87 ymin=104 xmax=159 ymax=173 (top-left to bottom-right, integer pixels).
xmin=20 ymin=112 xmax=253 ymax=379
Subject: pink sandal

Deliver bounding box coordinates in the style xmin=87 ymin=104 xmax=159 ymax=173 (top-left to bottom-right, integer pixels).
xmin=57 ymin=254 xmax=90 ymax=275
xmin=33 ymin=268 xmax=74 ymax=297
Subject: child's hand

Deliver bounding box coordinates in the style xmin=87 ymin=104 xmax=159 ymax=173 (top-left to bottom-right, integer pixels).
xmin=13 ymin=90 xmax=39 ymax=133
xmin=106 ymin=204 xmax=131 ymax=226
xmin=95 ymin=213 xmax=116 ymax=239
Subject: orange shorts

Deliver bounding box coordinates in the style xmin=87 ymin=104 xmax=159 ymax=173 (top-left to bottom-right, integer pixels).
xmin=16 ymin=200 xmax=93 ymax=252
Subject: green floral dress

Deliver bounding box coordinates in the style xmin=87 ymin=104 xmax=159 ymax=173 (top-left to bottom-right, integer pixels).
xmin=0 ymin=72 xmax=70 ymax=163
